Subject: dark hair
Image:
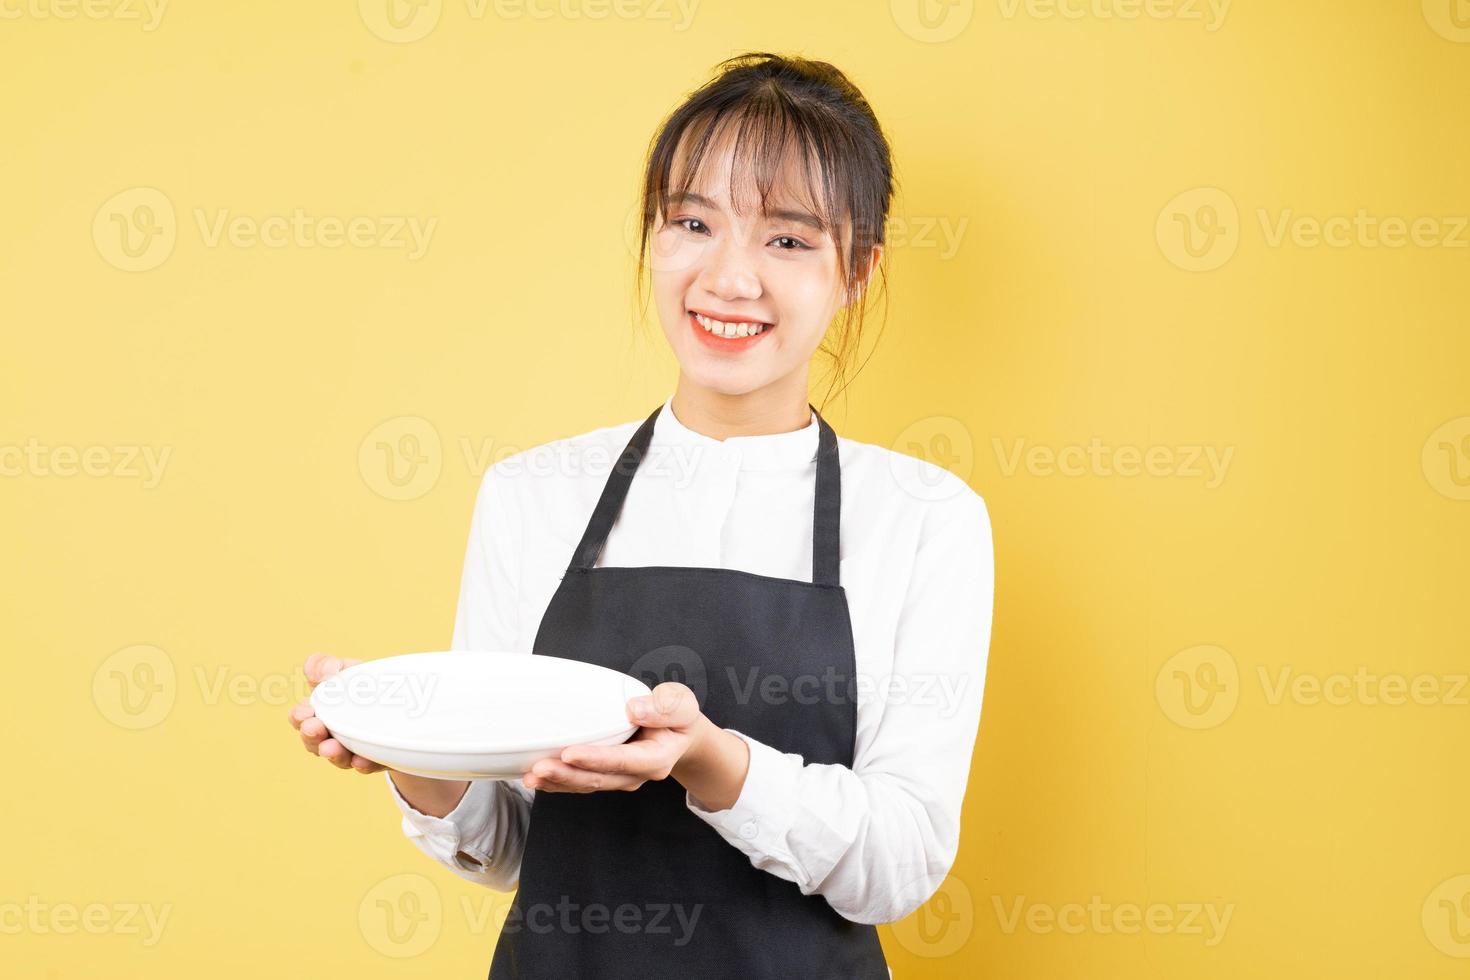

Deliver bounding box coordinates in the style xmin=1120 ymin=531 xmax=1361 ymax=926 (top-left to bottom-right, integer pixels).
xmin=633 ymin=52 xmax=896 ymax=412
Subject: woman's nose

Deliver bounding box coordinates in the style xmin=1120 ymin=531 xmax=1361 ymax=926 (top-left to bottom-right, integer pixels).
xmin=697 ymin=237 xmax=762 ymax=301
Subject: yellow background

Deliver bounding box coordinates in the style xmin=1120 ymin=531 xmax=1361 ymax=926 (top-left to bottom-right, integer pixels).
xmin=3 ymin=1 xmax=1468 ymax=977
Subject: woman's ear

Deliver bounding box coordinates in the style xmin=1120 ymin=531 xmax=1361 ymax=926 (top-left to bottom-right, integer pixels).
xmin=850 ymin=243 xmax=884 ymax=305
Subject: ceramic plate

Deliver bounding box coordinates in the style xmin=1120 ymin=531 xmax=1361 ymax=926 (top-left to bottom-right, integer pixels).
xmin=309 ymin=651 xmax=651 ymax=780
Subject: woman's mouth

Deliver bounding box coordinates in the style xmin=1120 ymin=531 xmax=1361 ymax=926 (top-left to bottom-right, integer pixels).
xmin=687 ymin=309 xmax=774 ymax=352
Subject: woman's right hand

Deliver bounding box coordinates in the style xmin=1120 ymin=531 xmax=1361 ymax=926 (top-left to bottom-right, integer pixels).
xmin=288 ymin=652 xmax=387 ymax=774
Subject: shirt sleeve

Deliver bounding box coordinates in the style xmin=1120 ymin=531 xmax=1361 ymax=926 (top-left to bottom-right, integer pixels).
xmin=684 ymin=479 xmax=994 ymax=925
xmin=384 ymin=461 xmax=536 ymax=890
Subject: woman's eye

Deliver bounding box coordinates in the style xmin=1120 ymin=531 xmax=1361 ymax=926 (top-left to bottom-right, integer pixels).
xmin=771 ymin=235 xmax=810 ymax=251
xmin=668 ymin=219 xmax=808 ymax=250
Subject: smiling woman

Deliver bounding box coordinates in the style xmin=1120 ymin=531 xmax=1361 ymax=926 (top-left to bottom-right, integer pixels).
xmin=635 ymin=51 xmax=894 ymax=413
xmin=289 ymin=51 xmax=993 ymax=980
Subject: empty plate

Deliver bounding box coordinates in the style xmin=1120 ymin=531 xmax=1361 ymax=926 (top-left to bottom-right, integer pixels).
xmin=309 ymin=651 xmax=652 ymax=780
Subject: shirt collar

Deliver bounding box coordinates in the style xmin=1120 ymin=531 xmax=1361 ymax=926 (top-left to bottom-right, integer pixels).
xmin=648 ymin=396 xmax=819 ymax=472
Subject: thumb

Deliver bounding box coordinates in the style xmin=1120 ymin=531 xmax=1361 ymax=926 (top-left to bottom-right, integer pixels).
xmin=628 ymin=682 xmax=701 ymax=728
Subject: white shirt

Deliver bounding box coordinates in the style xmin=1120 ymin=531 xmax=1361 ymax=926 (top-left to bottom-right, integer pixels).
xmin=384 ymin=396 xmax=994 ymax=926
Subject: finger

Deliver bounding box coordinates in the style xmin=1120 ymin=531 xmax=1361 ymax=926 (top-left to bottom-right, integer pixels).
xmin=299 ymin=719 xmax=331 ymax=757
xmin=350 ymin=754 xmax=385 ymax=773
xmin=303 ymin=653 xmax=326 ymax=686
xmin=320 ymin=739 xmax=355 ymax=770
xmin=561 ymin=738 xmax=673 ymax=776
xmin=300 ymin=727 xmax=324 ymax=756
xmin=308 ymin=654 xmax=347 ymax=686
xmin=527 ymin=759 xmax=642 ymax=793
xmin=318 ymin=738 xmax=355 ymax=770
xmin=531 ymin=767 xmax=640 ymax=793
xmin=627 ymin=682 xmax=701 ymax=729
xmin=287 ymin=702 xmax=315 ymax=730
xmin=304 ymin=654 xmax=362 ymax=687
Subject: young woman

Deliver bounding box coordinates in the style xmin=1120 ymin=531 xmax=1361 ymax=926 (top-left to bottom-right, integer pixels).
xmin=289 ymin=52 xmax=993 ymax=979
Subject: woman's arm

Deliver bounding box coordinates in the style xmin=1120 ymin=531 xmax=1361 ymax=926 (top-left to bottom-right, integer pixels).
xmin=385 ymin=772 xmax=533 ymax=890
xmin=384 ymin=461 xmax=535 ymax=890
xmin=682 ymin=477 xmax=994 ymax=924
xmin=388 ymin=774 xmax=470 ymax=817
xmin=673 ymin=719 xmax=750 ymax=812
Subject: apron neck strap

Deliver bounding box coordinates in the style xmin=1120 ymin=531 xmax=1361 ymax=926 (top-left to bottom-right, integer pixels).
xmin=568 ymin=401 xmax=842 ymax=588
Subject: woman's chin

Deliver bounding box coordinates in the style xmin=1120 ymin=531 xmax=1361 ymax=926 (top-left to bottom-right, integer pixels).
xmin=678 ymin=362 xmax=775 ymax=396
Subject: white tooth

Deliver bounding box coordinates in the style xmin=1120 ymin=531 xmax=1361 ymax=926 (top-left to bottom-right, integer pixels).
xmin=693 ymin=313 xmax=769 ymax=338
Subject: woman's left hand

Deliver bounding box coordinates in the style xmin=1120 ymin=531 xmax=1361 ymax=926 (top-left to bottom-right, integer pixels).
xmin=524 ymin=681 xmax=709 ymax=793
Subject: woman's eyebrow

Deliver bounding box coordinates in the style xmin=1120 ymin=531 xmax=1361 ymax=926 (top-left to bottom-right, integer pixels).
xmin=667 ymin=190 xmax=716 ymax=209
xmin=668 ymin=191 xmax=826 ymax=233
xmin=767 ymin=207 xmax=826 ymax=232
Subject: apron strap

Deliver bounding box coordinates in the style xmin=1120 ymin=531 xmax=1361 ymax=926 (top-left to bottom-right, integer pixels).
xmin=811 ymin=406 xmax=841 ymax=588
xmin=567 ymin=401 xmax=842 ymax=588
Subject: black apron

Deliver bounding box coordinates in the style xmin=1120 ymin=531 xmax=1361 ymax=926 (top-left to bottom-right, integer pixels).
xmin=488 ymin=402 xmax=889 ymax=979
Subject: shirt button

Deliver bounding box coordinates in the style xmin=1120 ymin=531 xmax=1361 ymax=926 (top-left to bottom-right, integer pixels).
xmin=738 ymin=820 xmax=758 ymax=841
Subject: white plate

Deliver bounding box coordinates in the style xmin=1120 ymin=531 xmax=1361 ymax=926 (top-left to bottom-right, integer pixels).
xmin=309 ymin=651 xmax=652 ymax=780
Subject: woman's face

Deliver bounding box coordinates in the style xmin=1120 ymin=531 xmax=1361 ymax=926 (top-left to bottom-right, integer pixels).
xmin=649 ymin=133 xmax=870 ymax=398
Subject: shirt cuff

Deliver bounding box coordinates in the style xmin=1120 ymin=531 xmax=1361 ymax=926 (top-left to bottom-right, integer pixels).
xmin=684 ymin=729 xmax=805 ymax=875
xmin=384 ymin=771 xmax=500 ymax=861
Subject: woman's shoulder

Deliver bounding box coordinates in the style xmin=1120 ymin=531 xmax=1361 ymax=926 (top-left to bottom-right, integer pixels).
xmin=501 ymin=414 xmax=644 ymax=466
xmin=472 ymin=412 xmax=648 ymax=502
xmin=835 ymin=432 xmax=990 ymax=531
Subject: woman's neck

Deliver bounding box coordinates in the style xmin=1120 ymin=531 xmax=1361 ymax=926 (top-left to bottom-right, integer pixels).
xmin=670 ymin=375 xmax=813 ymax=441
